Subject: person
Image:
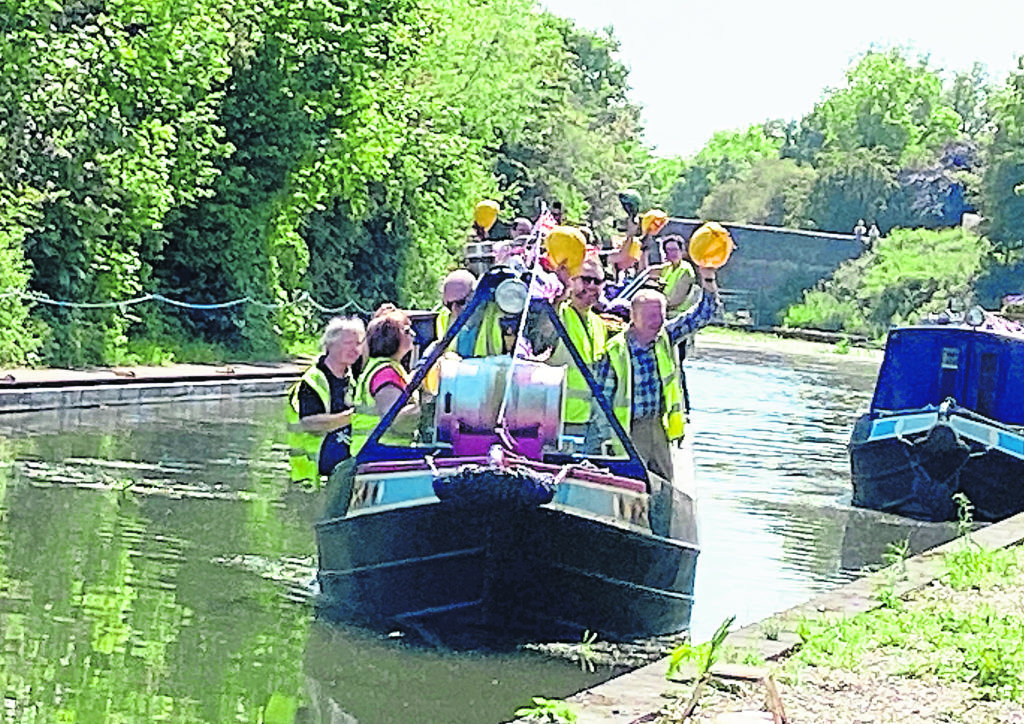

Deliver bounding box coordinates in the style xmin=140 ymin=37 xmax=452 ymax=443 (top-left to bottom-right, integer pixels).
xmin=286 ymin=317 xmax=365 ymax=482
xmin=853 ymin=219 xmax=867 ymax=244
xmin=435 ymin=269 xmax=477 ymax=341
xmin=586 ymin=273 xmax=722 ymax=483
xmin=648 ymin=235 xmax=699 ymax=410
xmin=868 ymin=223 xmax=881 ymax=249
xmin=651 ymin=236 xmax=697 ymax=316
xmin=551 ymin=252 xmax=609 ymax=434
xmin=351 ymin=309 xmax=421 ymax=452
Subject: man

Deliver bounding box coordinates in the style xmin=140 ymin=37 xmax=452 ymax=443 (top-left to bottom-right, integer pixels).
xmin=435 ymin=269 xmax=476 ymax=341
xmin=553 ymin=253 xmax=609 ymax=434
xmin=587 ymin=273 xmax=721 ymax=482
xmin=286 ymin=317 xmax=365 ymax=483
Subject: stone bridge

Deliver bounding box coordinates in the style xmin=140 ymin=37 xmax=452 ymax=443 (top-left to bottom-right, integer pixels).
xmin=660 ymin=218 xmax=864 ymax=327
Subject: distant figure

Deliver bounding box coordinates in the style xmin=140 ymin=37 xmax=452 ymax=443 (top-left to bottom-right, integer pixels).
xmin=512 ymin=217 xmax=533 ymax=238
xmin=435 ymin=269 xmax=476 ymax=340
xmin=868 ymin=223 xmax=881 ymax=249
xmin=853 ymin=219 xmax=867 ymax=244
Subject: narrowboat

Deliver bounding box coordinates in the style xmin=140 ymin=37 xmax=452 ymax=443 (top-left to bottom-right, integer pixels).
xmin=850 ymin=311 xmax=1024 ymax=522
xmin=314 ymin=267 xmax=699 ymax=644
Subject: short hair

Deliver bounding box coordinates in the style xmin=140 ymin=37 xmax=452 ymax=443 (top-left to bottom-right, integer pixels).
xmin=366 ymin=310 xmax=410 ymax=358
xmin=320 ymin=317 xmax=365 ymax=353
xmin=661 ymin=235 xmax=684 ymax=250
xmin=631 ymin=289 xmax=667 ymax=313
xmin=440 ymin=269 xmax=477 ymax=295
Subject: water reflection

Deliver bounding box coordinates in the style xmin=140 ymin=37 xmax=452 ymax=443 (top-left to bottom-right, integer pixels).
xmin=686 ymin=344 xmax=960 ymax=641
xmin=0 ymin=343 xmax=967 ymax=722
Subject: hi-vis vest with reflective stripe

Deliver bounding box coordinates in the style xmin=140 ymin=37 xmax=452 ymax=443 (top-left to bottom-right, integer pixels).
xmin=350 ymin=357 xmax=408 ymax=454
xmin=604 ymin=332 xmax=685 ymax=441
xmin=286 ymin=366 xmax=331 ymax=482
xmin=473 ymin=303 xmax=506 ymax=357
xmin=558 ymin=303 xmax=607 ymax=424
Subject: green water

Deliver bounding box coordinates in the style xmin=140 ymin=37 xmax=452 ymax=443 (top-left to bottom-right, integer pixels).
xmin=0 ymin=344 xmax=961 ymax=722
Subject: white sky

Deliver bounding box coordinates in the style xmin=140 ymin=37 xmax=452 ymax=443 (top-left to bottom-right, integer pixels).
xmin=541 ymin=0 xmax=1024 ymax=158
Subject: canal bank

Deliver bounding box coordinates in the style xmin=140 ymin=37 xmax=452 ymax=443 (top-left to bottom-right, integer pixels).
xmin=553 ymin=510 xmax=1024 ymax=724
xmin=0 ymin=361 xmax=304 ymax=413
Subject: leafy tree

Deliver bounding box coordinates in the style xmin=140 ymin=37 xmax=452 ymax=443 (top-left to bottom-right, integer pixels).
xmin=784 ymin=227 xmax=992 ymax=337
xmin=806 ymin=149 xmax=899 ymax=233
xmin=699 ymin=158 xmax=816 ymax=227
xmin=979 ymin=62 xmax=1024 ymax=257
xmin=803 ymin=49 xmax=961 ymax=166
xmin=662 ymin=125 xmax=782 ymax=217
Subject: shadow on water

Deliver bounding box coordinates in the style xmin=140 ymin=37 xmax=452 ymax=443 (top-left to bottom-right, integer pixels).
xmin=0 ymin=341 xmax=967 ymax=722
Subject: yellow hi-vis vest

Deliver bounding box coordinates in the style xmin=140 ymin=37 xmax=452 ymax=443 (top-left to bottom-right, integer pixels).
xmin=351 ymin=357 xmax=409 ymax=454
xmin=286 ymin=366 xmax=331 ymax=483
xmin=558 ymin=302 xmax=608 ymax=424
xmin=662 ymin=262 xmax=695 ymax=314
xmin=472 ymin=303 xmax=506 ymax=357
xmin=604 ymin=332 xmax=685 ymax=441
xmin=435 ymin=307 xmax=451 ymax=340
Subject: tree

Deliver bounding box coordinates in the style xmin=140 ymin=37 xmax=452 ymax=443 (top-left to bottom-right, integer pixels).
xmin=698 ymin=158 xmax=816 ymax=227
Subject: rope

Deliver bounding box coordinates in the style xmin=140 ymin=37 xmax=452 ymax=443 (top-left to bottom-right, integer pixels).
xmin=0 ymin=288 xmax=372 ymax=315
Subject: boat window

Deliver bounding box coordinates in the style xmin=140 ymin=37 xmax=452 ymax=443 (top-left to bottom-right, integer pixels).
xmin=941 ymin=347 xmax=959 ymax=369
xmin=977 ymin=352 xmax=998 ymax=418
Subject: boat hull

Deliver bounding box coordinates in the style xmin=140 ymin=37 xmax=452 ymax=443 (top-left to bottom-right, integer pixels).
xmin=315 ymin=471 xmax=697 ymax=643
xmin=850 ymin=410 xmax=1024 ymax=522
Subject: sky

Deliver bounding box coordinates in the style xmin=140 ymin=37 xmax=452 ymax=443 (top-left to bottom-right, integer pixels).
xmin=541 ymin=0 xmax=1024 ymax=158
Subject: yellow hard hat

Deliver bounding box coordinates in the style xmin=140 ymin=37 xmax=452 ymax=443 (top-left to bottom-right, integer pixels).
xmin=545 ymin=226 xmax=587 ymax=276
xmin=641 ymin=209 xmax=668 ymax=237
xmin=473 ymin=200 xmax=500 ymax=231
xmin=688 ymin=222 xmax=735 ymax=268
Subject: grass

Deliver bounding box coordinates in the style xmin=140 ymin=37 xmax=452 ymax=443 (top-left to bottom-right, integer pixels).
xmin=788 ymin=544 xmax=1024 ymax=703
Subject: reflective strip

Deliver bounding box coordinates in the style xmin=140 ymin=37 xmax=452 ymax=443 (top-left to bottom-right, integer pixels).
xmin=285 ymin=366 xmax=332 ymax=482
xmin=948 ymin=416 xmax=1024 ymax=461
xmin=865 ymin=412 xmax=939 ymax=442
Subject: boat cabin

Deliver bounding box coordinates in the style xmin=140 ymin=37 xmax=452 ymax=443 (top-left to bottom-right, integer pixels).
xmin=871 ymin=322 xmax=1024 ymax=425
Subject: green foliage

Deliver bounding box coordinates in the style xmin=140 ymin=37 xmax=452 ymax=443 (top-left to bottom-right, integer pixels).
xmin=666 ymin=615 xmax=735 ymax=681
xmin=514 ymin=696 xmax=578 ymax=723
xmin=803 ymin=49 xmax=960 ymax=165
xmin=699 ymin=158 xmax=816 ymax=226
xmin=783 ymin=227 xmax=992 ymax=338
xmin=793 ymin=548 xmax=1024 ymax=703
xmin=0 ymin=187 xmax=42 ymax=365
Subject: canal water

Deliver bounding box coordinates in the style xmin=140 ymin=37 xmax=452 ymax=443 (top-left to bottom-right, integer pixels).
xmin=0 ymin=340 xmax=962 ymax=723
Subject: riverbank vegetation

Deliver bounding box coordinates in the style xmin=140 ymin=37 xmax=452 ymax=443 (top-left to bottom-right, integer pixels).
xmin=2 ymin=1 xmax=1023 ymax=366
xmin=782 ymin=227 xmax=994 ymax=338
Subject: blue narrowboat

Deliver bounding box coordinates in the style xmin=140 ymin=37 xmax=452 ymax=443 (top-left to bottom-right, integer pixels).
xmin=850 ymin=313 xmax=1024 ymax=522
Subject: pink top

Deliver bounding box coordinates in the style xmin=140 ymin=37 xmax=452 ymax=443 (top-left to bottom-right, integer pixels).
xmin=369 ymin=366 xmax=407 ymax=397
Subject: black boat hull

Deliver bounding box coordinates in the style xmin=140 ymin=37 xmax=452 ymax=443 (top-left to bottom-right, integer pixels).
xmin=315 ymin=499 xmax=697 ymax=643
xmin=850 ymin=411 xmax=1024 ymax=522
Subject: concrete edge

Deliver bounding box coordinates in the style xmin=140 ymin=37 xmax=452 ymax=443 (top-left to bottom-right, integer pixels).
xmin=559 ymin=510 xmax=1024 ymax=724
xmin=0 ymin=376 xmax=297 ymax=413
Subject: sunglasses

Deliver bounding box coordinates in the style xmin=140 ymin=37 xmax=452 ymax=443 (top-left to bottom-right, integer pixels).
xmin=578 ymin=276 xmax=604 ymax=286
xmin=444 ymin=297 xmax=470 ymax=310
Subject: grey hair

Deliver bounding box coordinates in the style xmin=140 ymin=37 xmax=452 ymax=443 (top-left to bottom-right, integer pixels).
xmin=631 ymin=288 xmax=667 ymax=313
xmin=321 ymin=316 xmax=366 ymax=353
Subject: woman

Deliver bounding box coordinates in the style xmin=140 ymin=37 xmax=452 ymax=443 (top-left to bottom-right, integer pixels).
xmin=351 ymin=309 xmax=421 ymax=452
xmin=286 ymin=317 xmax=365 ymax=482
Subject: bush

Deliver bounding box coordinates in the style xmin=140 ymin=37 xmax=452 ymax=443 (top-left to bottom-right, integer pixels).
xmin=783 ymin=227 xmax=992 ymax=338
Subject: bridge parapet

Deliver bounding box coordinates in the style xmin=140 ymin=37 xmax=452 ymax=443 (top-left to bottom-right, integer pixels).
xmin=662 ymin=219 xmax=864 ymax=327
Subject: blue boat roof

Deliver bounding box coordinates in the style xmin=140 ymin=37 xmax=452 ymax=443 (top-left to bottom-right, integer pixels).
xmin=871 ymin=319 xmax=1024 ymax=425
